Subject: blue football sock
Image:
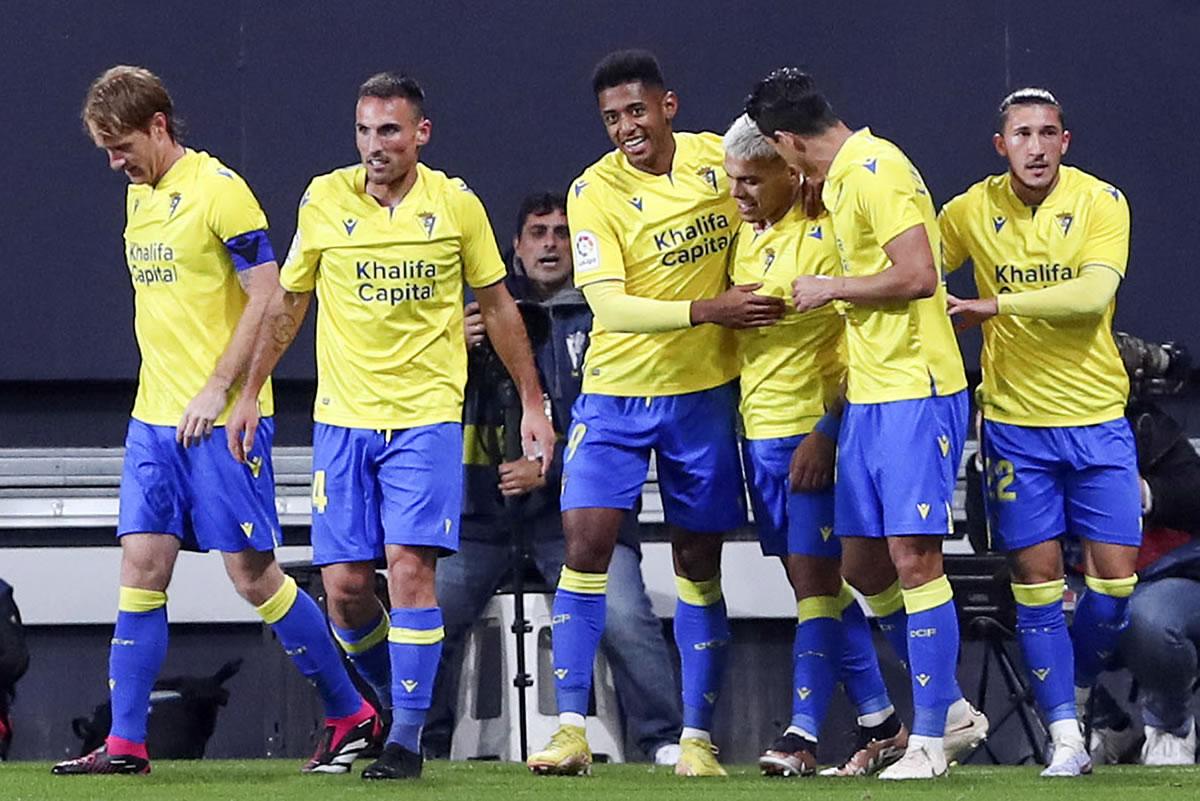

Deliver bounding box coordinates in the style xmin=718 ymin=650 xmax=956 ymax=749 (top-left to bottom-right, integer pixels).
xmin=1013 ymin=580 xmax=1076 ymax=723
xmin=108 ymin=587 xmax=169 ymax=744
xmin=791 ymin=594 xmax=843 ymax=738
xmin=902 ymin=575 xmax=960 ymax=738
xmin=838 ymin=584 xmax=893 ymax=717
xmin=551 ymin=567 xmax=608 ymax=718
xmin=257 ymin=576 xmax=362 ymax=719
xmin=386 ymin=607 xmax=445 ymax=751
xmin=865 ymin=580 xmax=909 ymax=669
xmin=674 ymin=575 xmax=731 ymax=732
xmin=1072 ymin=574 xmax=1137 ymax=689
xmin=331 ymin=608 xmax=392 ymax=710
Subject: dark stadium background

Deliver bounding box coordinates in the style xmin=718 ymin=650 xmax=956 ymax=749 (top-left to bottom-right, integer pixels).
xmin=2 ymin=0 xmax=1197 ymax=432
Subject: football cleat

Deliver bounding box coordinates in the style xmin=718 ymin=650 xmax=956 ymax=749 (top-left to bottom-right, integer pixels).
xmin=52 ymin=746 xmax=151 ymax=775
xmin=878 ymin=741 xmax=947 ymax=780
xmin=821 ymin=721 xmax=908 ymax=777
xmin=759 ymin=731 xmax=817 ymax=777
xmin=361 ymin=742 xmax=423 ymax=780
xmin=944 ymin=702 xmax=989 ymax=765
xmin=527 ymin=725 xmax=592 ymax=776
xmin=302 ymin=707 xmax=382 ymax=774
xmin=675 ymin=737 xmax=727 ymax=777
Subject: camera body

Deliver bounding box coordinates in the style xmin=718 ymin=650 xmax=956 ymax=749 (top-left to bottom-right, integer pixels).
xmin=1114 ymin=331 xmax=1191 ymax=397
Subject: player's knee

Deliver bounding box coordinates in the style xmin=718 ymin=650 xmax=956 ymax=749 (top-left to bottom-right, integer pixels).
xmin=670 ymin=533 xmax=722 ymax=581
xmin=386 ymin=548 xmax=438 ymax=607
xmin=887 ymin=538 xmax=943 ymax=587
xmin=322 ymin=565 xmax=378 ymax=625
xmin=119 ymin=538 xmax=175 ymax=591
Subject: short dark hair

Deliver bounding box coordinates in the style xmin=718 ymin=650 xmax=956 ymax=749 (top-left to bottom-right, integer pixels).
xmin=997 ymin=87 xmax=1065 ymax=131
xmin=591 ymin=49 xmax=664 ymax=96
xmin=358 ymin=72 xmax=426 ymax=116
xmin=515 ymin=192 xmax=567 ymax=236
xmin=744 ymin=67 xmax=839 ymax=138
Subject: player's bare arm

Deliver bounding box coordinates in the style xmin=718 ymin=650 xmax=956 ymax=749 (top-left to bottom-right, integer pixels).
xmin=792 ymin=224 xmax=938 ymax=312
xmin=691 ymin=282 xmax=787 ymax=328
xmin=473 ymin=280 xmax=556 ymax=474
xmin=177 ymin=260 xmax=280 ymax=448
xmin=225 ymin=287 xmax=312 ymax=462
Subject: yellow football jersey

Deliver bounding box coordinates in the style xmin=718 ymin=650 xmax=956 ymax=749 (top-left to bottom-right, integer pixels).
xmin=124 ymin=148 xmax=274 ymax=426
xmin=822 ymin=129 xmax=966 ymax=404
xmin=281 ymin=163 xmax=506 ymax=429
xmin=568 ymin=131 xmax=739 ymax=396
xmin=940 ymin=165 xmax=1130 ymax=426
xmin=729 ymin=206 xmax=845 ymax=439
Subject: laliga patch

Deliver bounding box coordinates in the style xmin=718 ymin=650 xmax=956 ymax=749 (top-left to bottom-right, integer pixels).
xmin=574 ymin=230 xmax=600 ymax=273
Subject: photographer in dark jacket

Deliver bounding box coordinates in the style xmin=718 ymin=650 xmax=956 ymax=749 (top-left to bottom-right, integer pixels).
xmin=1118 ymin=394 xmax=1200 ymax=764
xmin=423 ymin=193 xmax=682 ymax=763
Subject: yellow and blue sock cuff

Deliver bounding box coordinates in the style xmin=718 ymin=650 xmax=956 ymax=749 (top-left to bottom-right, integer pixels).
xmin=559 ymin=566 xmax=608 ymax=595
xmin=118 ymin=586 xmax=167 ymax=613
xmin=902 ymin=575 xmax=954 ymax=615
xmin=1085 ymin=574 xmax=1138 ymax=598
xmin=388 ymin=625 xmax=446 ymax=645
xmin=675 ymin=574 xmax=723 ymax=606
xmin=255 ymin=575 xmax=299 ymax=624
xmin=1011 ymin=578 xmax=1066 ymax=608
xmin=838 ymin=581 xmax=857 ymax=610
xmin=865 ymin=580 xmax=905 ymax=617
xmin=334 ymin=607 xmax=390 ymax=654
xmin=797 ymin=594 xmax=843 ymax=622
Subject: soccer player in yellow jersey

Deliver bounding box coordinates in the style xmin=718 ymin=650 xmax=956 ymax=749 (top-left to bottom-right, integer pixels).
xmin=226 ymin=72 xmax=553 ymax=780
xmin=940 ymin=88 xmax=1139 ymax=778
xmin=55 ymin=66 xmax=377 ymax=777
xmin=746 ymin=68 xmax=986 ymax=779
xmin=527 ymin=51 xmax=786 ymax=779
xmin=722 ymin=114 xmax=908 ymax=778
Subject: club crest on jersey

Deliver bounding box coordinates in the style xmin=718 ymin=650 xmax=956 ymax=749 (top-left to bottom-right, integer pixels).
xmin=573 ymin=179 xmax=588 ymax=197
xmin=1055 ymin=212 xmax=1074 ymax=236
xmin=993 ymin=216 xmax=1006 ymax=233
xmin=696 ymin=165 xmax=719 ymax=193
xmin=762 ymin=247 xmax=776 ymax=274
xmin=629 ymin=196 xmax=643 ymax=211
xmin=418 ymin=211 xmax=437 ymax=239
xmin=343 ymin=218 xmax=358 ymax=236
xmin=168 ymin=193 xmax=182 ymax=218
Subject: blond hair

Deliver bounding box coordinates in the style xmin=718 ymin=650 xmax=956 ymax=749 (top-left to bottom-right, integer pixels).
xmin=82 ymin=65 xmax=178 ymax=139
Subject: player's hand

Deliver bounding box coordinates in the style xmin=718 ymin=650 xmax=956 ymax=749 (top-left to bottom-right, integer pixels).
xmin=498 ymin=457 xmax=547 ymax=497
xmin=691 ymin=283 xmax=786 ymax=329
xmin=800 ymin=177 xmax=826 ymax=218
xmin=225 ymin=393 xmax=260 ymax=464
xmin=789 ymin=429 xmax=836 ymax=492
xmin=521 ymin=402 xmax=556 ymax=476
xmin=464 ymin=301 xmax=486 ymax=348
xmin=792 ymin=275 xmax=839 ymax=312
xmin=946 ymin=294 xmax=998 ymax=332
xmin=178 ymin=379 xmax=228 ymax=447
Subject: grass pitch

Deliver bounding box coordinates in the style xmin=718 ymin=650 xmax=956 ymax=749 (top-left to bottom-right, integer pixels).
xmin=2 ymin=759 xmax=1198 ymax=801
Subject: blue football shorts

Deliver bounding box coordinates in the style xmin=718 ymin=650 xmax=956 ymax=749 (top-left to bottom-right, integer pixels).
xmin=117 ymin=417 xmax=279 ymax=552
xmin=981 ymin=417 xmax=1141 ymax=551
xmin=834 ymin=390 xmax=968 ymax=538
xmin=310 ymin=422 xmax=463 ymax=565
xmin=742 ymin=434 xmax=839 ymax=558
xmin=559 ymin=382 xmax=746 ymax=533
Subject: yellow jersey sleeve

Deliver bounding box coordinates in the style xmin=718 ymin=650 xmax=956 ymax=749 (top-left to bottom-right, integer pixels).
xmin=280 ymin=183 xmax=322 ymax=292
xmin=568 ymin=181 xmax=625 ymax=287
xmin=1078 ymin=184 xmax=1130 ymax=277
xmin=938 ymin=193 xmax=971 ymax=273
xmin=201 ymin=165 xmax=269 ymax=242
xmin=448 ymin=181 xmax=506 ymax=288
xmin=851 ymin=157 xmax=927 ymax=251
